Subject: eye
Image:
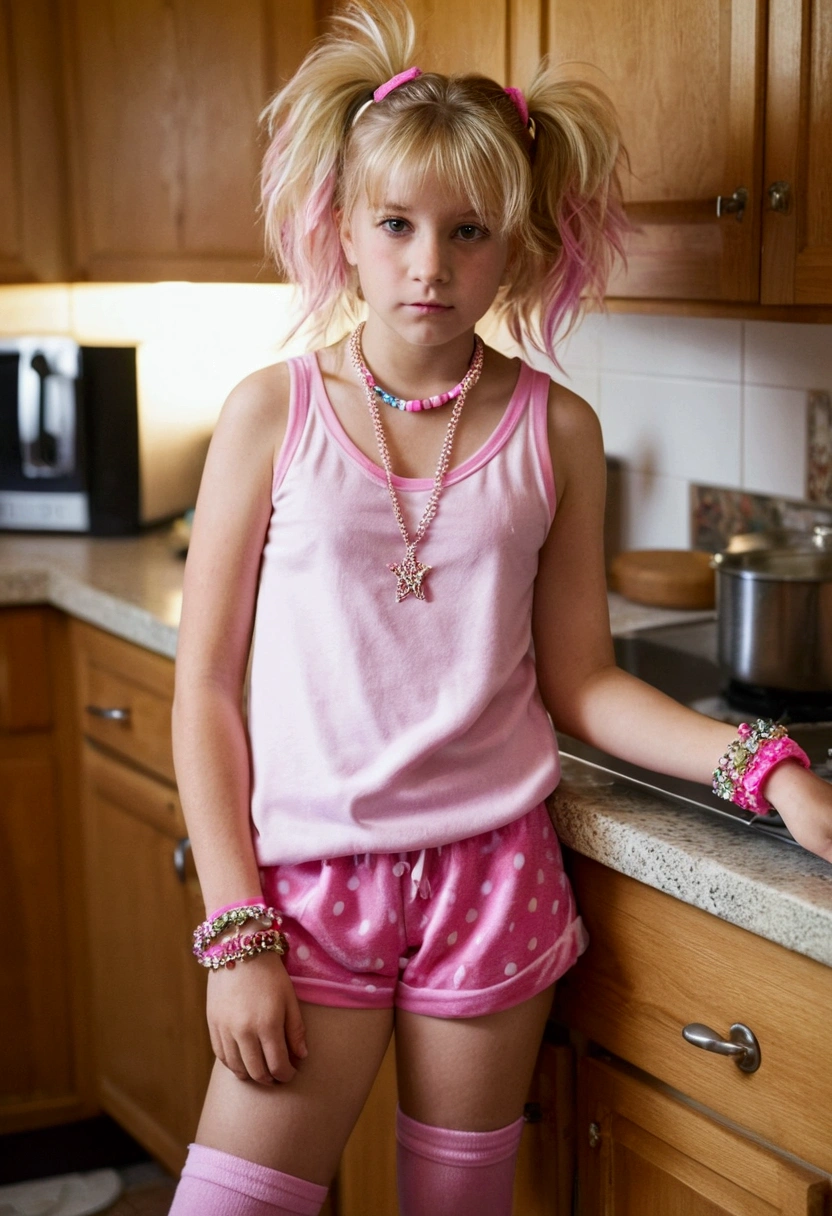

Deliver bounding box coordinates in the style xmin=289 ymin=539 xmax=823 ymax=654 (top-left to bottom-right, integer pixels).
xmin=381 ymin=217 xmax=410 ymax=234
xmin=456 ymin=223 xmax=487 ymax=241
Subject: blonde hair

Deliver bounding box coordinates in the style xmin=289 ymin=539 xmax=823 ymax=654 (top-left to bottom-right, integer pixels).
xmin=260 ymin=0 xmax=628 ymax=361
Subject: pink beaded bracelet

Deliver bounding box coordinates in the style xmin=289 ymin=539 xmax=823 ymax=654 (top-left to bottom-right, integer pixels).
xmin=198 ymin=927 xmax=288 ymax=971
xmin=712 ymin=720 xmax=811 ymax=814
xmin=193 ymin=902 xmax=282 ymax=960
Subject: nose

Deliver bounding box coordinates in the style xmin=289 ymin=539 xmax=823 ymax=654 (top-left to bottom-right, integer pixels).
xmin=410 ymin=232 xmax=450 ymax=284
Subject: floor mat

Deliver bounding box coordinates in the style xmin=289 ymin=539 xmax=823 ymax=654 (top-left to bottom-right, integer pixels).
xmin=0 ymin=1169 xmax=122 ymax=1216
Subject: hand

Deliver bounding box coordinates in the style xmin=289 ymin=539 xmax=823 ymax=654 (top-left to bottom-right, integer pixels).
xmin=764 ymin=761 xmax=832 ymax=863
xmin=206 ymin=952 xmax=308 ymax=1084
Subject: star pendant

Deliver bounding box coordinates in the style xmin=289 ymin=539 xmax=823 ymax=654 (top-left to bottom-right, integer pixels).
xmin=388 ymin=550 xmax=432 ymax=602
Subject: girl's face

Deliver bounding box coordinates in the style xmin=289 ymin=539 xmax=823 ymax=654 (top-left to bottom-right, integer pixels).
xmin=339 ymin=166 xmax=509 ymax=349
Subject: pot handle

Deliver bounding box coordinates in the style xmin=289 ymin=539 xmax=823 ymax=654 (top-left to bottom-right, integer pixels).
xmin=813 ymin=525 xmax=832 ymax=551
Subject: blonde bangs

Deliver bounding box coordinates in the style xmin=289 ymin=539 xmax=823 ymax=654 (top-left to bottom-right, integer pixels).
xmin=343 ymin=98 xmax=532 ymax=237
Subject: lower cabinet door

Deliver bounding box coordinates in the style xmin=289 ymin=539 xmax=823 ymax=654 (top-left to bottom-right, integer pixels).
xmin=578 ymin=1056 xmax=830 ymax=1215
xmin=81 ymin=742 xmax=212 ymax=1173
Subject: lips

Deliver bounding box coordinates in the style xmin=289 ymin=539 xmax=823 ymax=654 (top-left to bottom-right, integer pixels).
xmin=408 ymin=302 xmax=453 ymax=312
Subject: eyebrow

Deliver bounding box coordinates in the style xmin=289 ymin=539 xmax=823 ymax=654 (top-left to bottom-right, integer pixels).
xmin=376 ymin=201 xmax=482 ymax=219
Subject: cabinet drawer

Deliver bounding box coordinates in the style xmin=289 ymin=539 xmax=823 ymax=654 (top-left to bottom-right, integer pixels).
xmin=72 ymin=622 xmax=176 ymax=784
xmin=558 ymin=855 xmax=832 ymax=1174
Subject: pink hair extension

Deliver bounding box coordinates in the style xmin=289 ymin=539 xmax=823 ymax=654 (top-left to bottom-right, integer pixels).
xmin=526 ymin=187 xmax=630 ymax=370
xmin=261 ymin=125 xmax=347 ymax=340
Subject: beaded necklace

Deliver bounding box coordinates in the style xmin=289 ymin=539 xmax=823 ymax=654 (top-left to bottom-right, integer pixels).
xmin=348 ymin=323 xmax=485 ymax=602
xmin=352 ymin=328 xmax=480 ymax=411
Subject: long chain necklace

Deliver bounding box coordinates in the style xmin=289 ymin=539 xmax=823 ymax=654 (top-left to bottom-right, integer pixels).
xmin=348 ymin=323 xmax=485 ymax=602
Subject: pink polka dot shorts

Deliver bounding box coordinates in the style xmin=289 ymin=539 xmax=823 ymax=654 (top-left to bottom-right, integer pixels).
xmin=259 ymin=802 xmax=588 ymax=1018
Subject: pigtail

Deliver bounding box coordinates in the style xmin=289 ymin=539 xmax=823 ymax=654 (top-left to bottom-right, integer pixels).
xmin=259 ymin=1 xmax=416 ymax=341
xmin=499 ymin=69 xmax=630 ymax=366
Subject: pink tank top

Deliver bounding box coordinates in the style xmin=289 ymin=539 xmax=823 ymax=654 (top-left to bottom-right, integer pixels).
xmin=247 ymin=352 xmax=560 ymax=866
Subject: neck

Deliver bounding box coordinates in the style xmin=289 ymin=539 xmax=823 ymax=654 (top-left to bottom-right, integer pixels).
xmin=355 ymin=319 xmax=479 ymax=399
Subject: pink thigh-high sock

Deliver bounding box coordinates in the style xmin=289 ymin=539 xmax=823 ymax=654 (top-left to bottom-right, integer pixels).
xmin=396 ymin=1106 xmax=525 ymax=1216
xmin=168 ymin=1143 xmax=329 ymax=1216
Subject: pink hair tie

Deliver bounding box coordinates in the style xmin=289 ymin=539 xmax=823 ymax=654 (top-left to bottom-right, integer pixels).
xmin=504 ymin=86 xmax=529 ymax=128
xmin=374 ymin=66 xmax=423 ymax=102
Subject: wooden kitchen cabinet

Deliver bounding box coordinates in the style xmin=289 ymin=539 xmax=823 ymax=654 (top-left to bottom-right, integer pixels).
xmin=760 ymin=0 xmax=832 ymax=305
xmin=58 ymin=0 xmax=320 ymax=282
xmin=0 ymin=1 xmax=70 ymax=282
xmin=557 ymin=853 xmax=832 ymax=1211
xmin=0 ymin=608 xmax=95 ymax=1133
xmin=545 ymin=0 xmax=767 ymax=304
xmin=544 ymin=0 xmax=832 ymax=311
xmin=577 ymin=1056 xmax=829 ymax=1215
xmin=71 ymin=620 xmax=212 ymax=1174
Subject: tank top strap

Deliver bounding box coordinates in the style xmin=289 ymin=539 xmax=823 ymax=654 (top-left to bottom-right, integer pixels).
xmin=272 ymin=354 xmax=315 ymax=497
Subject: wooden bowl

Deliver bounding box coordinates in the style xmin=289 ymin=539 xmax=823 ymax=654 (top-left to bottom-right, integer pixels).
xmin=609 ymin=549 xmax=715 ymax=610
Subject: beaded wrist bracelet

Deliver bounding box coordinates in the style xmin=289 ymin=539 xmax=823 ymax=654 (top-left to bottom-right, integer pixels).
xmin=192 ymin=901 xmax=285 ymax=967
xmin=198 ymin=927 xmax=288 ymax=971
xmin=712 ymin=720 xmax=811 ymax=814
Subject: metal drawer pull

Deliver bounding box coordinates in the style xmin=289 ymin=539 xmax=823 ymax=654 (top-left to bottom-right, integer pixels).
xmin=682 ymin=1022 xmax=761 ymax=1073
xmin=173 ymin=837 xmax=191 ymax=883
xmin=767 ymin=181 xmax=791 ymax=212
xmin=716 ymin=187 xmax=748 ymax=220
xmin=85 ymin=704 xmax=131 ymax=722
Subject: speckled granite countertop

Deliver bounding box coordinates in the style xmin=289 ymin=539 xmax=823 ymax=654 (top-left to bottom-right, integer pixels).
xmin=548 ymin=761 xmax=832 ymax=968
xmin=0 ymin=531 xmax=183 ymax=658
xmin=2 ymin=531 xmax=830 ymax=965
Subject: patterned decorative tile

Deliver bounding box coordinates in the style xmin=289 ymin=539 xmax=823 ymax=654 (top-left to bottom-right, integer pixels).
xmin=690 ymin=483 xmax=832 ymax=551
xmin=807 ymin=390 xmax=832 ymax=504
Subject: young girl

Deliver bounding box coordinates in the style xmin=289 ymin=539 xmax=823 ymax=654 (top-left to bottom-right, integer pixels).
xmin=169 ymin=4 xmax=832 ymax=1214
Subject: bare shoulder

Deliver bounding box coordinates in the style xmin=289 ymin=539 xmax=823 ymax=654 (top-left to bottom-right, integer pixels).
xmin=212 ymin=360 xmax=291 ymax=458
xmin=544 ymin=377 xmax=604 ymax=504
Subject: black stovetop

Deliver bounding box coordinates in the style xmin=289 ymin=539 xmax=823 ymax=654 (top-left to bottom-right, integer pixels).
xmin=556 ymin=619 xmax=832 ymax=848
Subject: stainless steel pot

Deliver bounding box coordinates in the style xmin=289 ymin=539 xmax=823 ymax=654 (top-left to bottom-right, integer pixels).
xmin=713 ymin=527 xmax=832 ymax=692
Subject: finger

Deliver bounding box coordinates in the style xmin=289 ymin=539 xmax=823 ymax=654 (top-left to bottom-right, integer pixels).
xmin=262 ymin=1029 xmax=298 ymax=1084
xmin=284 ymin=995 xmax=309 ymax=1061
xmin=208 ymin=1022 xmax=225 ymax=1065
xmin=239 ymin=1032 xmax=286 ymax=1086
xmin=218 ymin=1031 xmax=250 ymax=1084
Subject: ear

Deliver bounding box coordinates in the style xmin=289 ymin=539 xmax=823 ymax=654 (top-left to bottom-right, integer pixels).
xmin=336 ymin=207 xmax=358 ymax=267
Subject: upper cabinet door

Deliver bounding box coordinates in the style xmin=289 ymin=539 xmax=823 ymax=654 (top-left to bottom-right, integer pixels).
xmin=0 ymin=1 xmax=69 ymax=283
xmin=59 ymin=0 xmax=317 ymax=282
xmin=761 ymin=0 xmax=832 ymax=304
xmin=545 ymin=0 xmax=767 ymax=302
xmin=408 ymin=0 xmax=510 ymax=79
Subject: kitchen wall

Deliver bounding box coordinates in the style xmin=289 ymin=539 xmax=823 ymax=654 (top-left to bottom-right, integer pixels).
xmin=533 ymin=314 xmax=832 ymax=552
xmin=1 ymin=286 xmax=829 ymax=552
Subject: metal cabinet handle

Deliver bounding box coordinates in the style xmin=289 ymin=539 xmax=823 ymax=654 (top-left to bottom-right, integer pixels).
xmin=682 ymin=1022 xmax=761 ymax=1073
xmin=173 ymin=837 xmax=191 ymax=883
xmin=85 ymin=704 xmax=131 ymax=722
xmin=767 ymin=181 xmax=791 ymax=212
xmin=716 ymin=187 xmax=748 ymax=220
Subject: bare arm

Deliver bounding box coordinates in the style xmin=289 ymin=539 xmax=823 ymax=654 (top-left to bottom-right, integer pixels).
xmin=532 ymin=383 xmax=832 ymax=862
xmin=172 ymin=361 xmax=308 ymax=1083
xmin=172 ymin=361 xmax=288 ymax=911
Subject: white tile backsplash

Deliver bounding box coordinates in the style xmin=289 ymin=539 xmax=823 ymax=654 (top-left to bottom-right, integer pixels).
xmin=617 ymin=470 xmax=691 ymax=549
xmin=599 ymin=373 xmax=741 ymax=484
xmin=743 ymin=386 xmax=808 ymax=499
xmin=598 ymin=314 xmax=742 ymax=381
xmin=744 ymin=322 xmax=832 ymax=390
xmin=546 ymin=314 xmax=828 ymax=553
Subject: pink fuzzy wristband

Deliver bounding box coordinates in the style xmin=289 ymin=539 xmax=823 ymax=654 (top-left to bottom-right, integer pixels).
xmin=712 ymin=720 xmax=811 ymax=814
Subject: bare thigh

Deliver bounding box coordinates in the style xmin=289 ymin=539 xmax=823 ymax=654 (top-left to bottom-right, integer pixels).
xmin=195 ymin=1002 xmax=394 ymax=1185
xmin=395 ymin=985 xmax=555 ymax=1131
